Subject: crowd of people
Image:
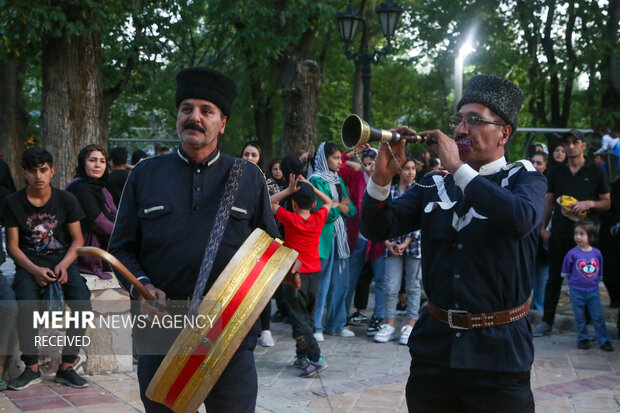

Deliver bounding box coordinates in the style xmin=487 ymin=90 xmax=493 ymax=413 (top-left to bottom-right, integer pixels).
xmin=0 ymin=66 xmax=618 ymax=412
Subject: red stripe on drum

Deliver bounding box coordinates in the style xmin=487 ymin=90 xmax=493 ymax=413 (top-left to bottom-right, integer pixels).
xmin=164 ymin=240 xmax=281 ymax=408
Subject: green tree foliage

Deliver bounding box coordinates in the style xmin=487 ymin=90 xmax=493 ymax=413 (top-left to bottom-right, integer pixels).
xmin=1 ymin=0 xmax=617 ymax=170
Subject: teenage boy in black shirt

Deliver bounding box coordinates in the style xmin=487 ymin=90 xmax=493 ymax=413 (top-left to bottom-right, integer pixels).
xmin=534 ymin=130 xmax=611 ymax=336
xmin=1 ymin=148 xmax=92 ymax=390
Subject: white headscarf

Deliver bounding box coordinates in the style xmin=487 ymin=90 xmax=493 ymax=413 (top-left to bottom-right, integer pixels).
xmin=310 ymin=142 xmax=350 ymax=259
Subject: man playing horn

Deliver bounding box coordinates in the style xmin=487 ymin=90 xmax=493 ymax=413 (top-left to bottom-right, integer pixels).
xmin=109 ymin=67 xmax=288 ymax=412
xmin=360 ymin=74 xmax=545 ymax=412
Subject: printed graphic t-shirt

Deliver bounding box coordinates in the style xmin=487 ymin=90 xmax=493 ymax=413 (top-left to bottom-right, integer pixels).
xmin=1 ymin=187 xmax=85 ymax=258
xmin=561 ymin=246 xmax=604 ymax=291
xmin=276 ymin=206 xmax=329 ymax=273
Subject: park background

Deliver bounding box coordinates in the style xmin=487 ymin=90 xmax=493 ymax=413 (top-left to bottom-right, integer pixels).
xmin=0 ymin=0 xmax=617 ymax=187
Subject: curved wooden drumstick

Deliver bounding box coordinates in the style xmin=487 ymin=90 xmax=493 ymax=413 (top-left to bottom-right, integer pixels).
xmin=77 ymin=246 xmax=156 ymax=301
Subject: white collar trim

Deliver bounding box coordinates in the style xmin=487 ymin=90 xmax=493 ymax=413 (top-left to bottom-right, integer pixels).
xmin=176 ymin=149 xmax=220 ymax=166
xmin=478 ymin=157 xmax=507 ymax=176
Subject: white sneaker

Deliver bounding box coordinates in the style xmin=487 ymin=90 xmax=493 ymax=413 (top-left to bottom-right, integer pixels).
xmin=374 ymin=324 xmax=396 ymax=343
xmin=259 ymin=330 xmax=275 ymax=347
xmin=339 ymin=328 xmax=355 ymax=337
xmin=314 ymin=332 xmax=324 ymax=342
xmin=399 ymin=325 xmax=413 ymax=345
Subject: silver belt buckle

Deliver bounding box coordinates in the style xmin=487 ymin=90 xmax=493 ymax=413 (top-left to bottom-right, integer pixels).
xmin=447 ymin=309 xmax=469 ymax=330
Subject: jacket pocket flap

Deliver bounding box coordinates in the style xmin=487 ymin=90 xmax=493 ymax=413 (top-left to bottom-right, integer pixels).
xmin=138 ymin=204 xmax=172 ymax=219
xmin=230 ymin=206 xmax=250 ymax=220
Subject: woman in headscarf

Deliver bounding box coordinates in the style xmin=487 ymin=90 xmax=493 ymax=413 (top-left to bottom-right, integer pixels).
xmin=309 ymin=142 xmax=357 ymax=340
xmin=66 ymin=145 xmax=117 ymax=279
xmin=267 ymin=158 xmax=287 ymax=192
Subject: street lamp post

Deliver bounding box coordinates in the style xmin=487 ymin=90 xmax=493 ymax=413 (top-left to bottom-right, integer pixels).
xmin=337 ymin=0 xmax=403 ymax=122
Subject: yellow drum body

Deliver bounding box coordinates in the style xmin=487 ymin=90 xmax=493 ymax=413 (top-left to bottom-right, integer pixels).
xmin=146 ymin=229 xmax=298 ymax=412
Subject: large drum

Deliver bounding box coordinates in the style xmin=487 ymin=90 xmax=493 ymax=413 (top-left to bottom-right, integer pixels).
xmin=145 ymin=228 xmax=298 ymax=412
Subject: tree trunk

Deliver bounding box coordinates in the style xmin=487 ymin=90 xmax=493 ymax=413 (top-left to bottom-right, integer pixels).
xmin=0 ymin=58 xmax=30 ymax=187
xmin=601 ymin=0 xmax=620 ymax=128
xmin=280 ymin=59 xmax=321 ymax=157
xmin=560 ymin=1 xmax=577 ymax=127
xmin=275 ymin=0 xmax=320 ymax=158
xmin=540 ymin=0 xmax=562 ymax=127
xmin=40 ymin=30 xmax=104 ymax=188
xmin=253 ymin=98 xmax=275 ymax=164
xmin=248 ymin=70 xmax=276 ymax=164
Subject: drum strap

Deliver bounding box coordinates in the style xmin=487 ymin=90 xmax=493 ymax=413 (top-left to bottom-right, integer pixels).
xmin=188 ymin=158 xmax=245 ymax=316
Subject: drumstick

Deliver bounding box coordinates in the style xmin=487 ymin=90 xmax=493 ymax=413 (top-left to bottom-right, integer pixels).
xmin=77 ymin=246 xmax=156 ymax=301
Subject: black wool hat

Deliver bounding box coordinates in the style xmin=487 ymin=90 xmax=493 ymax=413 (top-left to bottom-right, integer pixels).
xmin=292 ymin=182 xmax=315 ymax=207
xmin=457 ymin=74 xmax=524 ymax=131
xmin=175 ymin=67 xmax=238 ymax=117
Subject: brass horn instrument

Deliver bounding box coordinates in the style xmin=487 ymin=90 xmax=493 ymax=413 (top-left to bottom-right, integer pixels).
xmin=341 ymin=114 xmax=426 ymax=150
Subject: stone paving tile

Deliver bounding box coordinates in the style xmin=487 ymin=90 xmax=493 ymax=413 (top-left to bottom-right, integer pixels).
xmin=3 ymin=386 xmax=56 ymax=401
xmin=62 ymin=392 xmax=120 ymax=407
xmin=9 ymin=396 xmax=71 ymax=412
xmin=0 ymin=398 xmax=22 ymax=413
xmin=127 ymin=401 xmax=145 ymax=412
xmin=25 ymin=409 xmax=80 ymax=413
xmin=537 ymin=396 xmax=573 ymax=407
xmin=49 ymin=382 xmax=104 ymax=395
xmin=536 ymin=406 xmax=576 ymax=413
xmin=77 ymin=404 xmax=139 ymax=413
xmin=103 ymin=389 xmax=142 ymax=404
xmin=570 ymin=390 xmax=620 ymax=409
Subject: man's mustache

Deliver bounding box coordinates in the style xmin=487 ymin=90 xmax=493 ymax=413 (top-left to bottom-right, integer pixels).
xmin=183 ymin=122 xmax=206 ymax=133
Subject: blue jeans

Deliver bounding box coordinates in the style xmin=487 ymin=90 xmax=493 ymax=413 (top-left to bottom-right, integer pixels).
xmin=314 ymin=242 xmax=349 ymax=334
xmin=384 ymin=255 xmax=422 ymax=321
xmin=346 ymin=237 xmax=385 ymax=319
xmin=531 ymin=264 xmax=548 ymax=310
xmin=570 ymin=288 xmax=611 ymax=346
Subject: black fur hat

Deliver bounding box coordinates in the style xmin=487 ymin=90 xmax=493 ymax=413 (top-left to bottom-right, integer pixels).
xmin=457 ymin=74 xmax=524 ymax=132
xmin=175 ymin=67 xmax=238 ymax=117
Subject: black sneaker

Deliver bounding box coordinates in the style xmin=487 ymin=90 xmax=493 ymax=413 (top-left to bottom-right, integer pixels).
xmin=8 ymin=367 xmax=42 ymax=390
xmin=54 ymin=367 xmax=88 ymax=388
xmin=577 ymin=340 xmax=590 ymax=350
xmin=601 ymin=341 xmax=614 ymax=352
xmin=366 ymin=316 xmax=383 ymax=337
xmin=349 ymin=311 xmax=368 ymax=326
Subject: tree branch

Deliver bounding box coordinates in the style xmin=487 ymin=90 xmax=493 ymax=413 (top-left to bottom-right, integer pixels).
xmin=103 ymin=0 xmax=144 ymax=105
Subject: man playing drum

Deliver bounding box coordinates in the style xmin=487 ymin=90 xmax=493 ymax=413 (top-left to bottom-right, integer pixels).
xmin=109 ymin=67 xmax=284 ymax=412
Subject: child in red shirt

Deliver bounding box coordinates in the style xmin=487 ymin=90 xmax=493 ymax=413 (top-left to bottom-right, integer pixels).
xmin=271 ymin=175 xmax=331 ymax=377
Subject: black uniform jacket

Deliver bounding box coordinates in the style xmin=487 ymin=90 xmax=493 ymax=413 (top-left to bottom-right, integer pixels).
xmin=361 ymin=161 xmax=547 ymax=372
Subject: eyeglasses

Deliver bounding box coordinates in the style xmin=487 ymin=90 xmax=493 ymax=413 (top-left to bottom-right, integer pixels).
xmin=448 ymin=115 xmax=506 ymax=129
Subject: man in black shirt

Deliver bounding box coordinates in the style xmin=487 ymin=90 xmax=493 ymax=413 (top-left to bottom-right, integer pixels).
xmin=109 ymin=67 xmax=291 ymax=412
xmin=2 ymin=148 xmax=92 ymax=390
xmin=105 ymin=146 xmax=130 ymax=206
xmin=534 ymin=130 xmax=611 ymax=336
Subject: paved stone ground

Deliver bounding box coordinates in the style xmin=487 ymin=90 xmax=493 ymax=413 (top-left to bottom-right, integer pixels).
xmin=2 ymin=257 xmax=620 ymax=412
xmin=2 ymin=318 xmax=620 ymax=412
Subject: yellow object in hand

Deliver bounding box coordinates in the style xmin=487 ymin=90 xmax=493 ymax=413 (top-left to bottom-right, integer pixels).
xmin=560 ymin=195 xmax=587 ymax=216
